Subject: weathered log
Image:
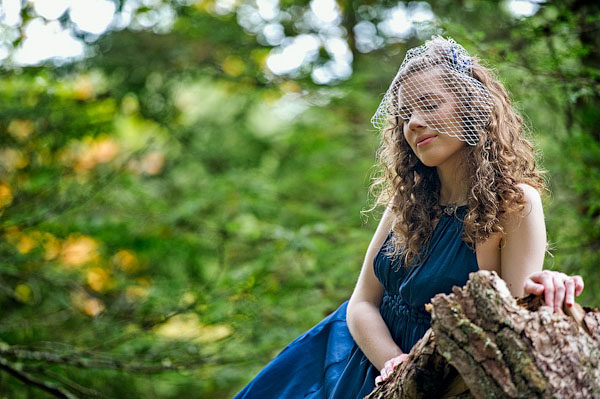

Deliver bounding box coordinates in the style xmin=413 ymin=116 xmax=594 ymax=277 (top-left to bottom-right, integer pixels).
xmin=367 ymin=270 xmax=600 ymax=399
xmin=366 ymin=328 xmax=471 ymax=399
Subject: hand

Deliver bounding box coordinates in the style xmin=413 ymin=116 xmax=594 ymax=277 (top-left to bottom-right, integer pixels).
xmin=375 ymin=353 xmax=409 ymax=385
xmin=523 ymin=270 xmax=584 ymax=312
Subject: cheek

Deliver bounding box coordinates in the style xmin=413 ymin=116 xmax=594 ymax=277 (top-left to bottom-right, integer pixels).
xmin=400 ymin=132 xmax=420 ymax=161
xmin=402 ymin=136 xmax=417 ymax=157
xmin=401 ymin=124 xmax=412 ymax=146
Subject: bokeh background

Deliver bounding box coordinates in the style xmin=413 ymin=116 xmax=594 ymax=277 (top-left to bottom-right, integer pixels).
xmin=0 ymin=0 xmax=598 ymax=397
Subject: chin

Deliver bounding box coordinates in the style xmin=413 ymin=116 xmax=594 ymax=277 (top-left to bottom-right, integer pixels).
xmin=421 ymin=160 xmax=439 ymax=168
xmin=416 ymin=155 xmax=444 ymax=168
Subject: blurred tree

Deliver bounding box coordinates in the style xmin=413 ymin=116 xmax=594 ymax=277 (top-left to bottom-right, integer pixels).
xmin=0 ymin=0 xmax=597 ymax=398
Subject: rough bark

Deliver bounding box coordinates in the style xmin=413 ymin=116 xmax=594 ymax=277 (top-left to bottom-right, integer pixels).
xmin=366 ymin=328 xmax=472 ymax=399
xmin=367 ymin=270 xmax=600 ymax=399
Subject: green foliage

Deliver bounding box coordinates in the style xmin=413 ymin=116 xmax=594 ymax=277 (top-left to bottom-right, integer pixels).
xmin=0 ymin=1 xmax=598 ymax=398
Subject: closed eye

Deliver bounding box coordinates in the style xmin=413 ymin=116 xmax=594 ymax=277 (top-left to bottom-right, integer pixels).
xmin=399 ymin=105 xmax=411 ymax=121
xmin=421 ymin=103 xmax=438 ymax=111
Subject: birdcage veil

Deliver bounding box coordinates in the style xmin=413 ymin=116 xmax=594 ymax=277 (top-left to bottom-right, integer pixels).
xmin=370 ymin=36 xmax=493 ymax=146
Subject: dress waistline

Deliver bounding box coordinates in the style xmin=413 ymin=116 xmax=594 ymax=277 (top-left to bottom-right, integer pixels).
xmin=380 ymin=294 xmax=431 ymax=324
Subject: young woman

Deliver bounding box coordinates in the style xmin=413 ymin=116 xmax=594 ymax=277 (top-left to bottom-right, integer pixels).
xmin=233 ymin=36 xmax=584 ymax=399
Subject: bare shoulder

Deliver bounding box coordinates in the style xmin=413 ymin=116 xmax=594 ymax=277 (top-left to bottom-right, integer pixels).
xmin=366 ymin=206 xmax=395 ymax=257
xmin=515 ymin=183 xmax=543 ymax=215
xmin=503 ymin=183 xmax=545 ymax=235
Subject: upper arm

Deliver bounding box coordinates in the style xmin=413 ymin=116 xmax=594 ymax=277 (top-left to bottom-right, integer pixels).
xmin=500 ymin=183 xmax=547 ymax=297
xmin=348 ymin=207 xmax=395 ymax=307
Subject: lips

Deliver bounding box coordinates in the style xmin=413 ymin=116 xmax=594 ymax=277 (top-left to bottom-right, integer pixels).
xmin=416 ymin=134 xmax=437 ymax=147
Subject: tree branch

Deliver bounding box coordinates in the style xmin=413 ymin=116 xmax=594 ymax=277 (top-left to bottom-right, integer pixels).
xmin=0 ymin=357 xmax=78 ymax=399
xmin=0 ymin=345 xmax=206 ymax=373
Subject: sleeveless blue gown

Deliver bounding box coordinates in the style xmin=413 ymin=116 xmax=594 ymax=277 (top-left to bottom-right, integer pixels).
xmin=234 ymin=206 xmax=479 ymax=399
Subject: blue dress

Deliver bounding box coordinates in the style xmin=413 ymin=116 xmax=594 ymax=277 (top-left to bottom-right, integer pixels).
xmin=234 ymin=206 xmax=479 ymax=399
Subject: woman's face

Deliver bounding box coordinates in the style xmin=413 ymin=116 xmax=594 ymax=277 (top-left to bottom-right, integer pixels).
xmin=399 ymin=69 xmax=467 ymax=168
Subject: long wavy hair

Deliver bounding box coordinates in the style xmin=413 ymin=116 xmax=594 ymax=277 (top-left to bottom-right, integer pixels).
xmin=368 ymin=46 xmax=546 ymax=268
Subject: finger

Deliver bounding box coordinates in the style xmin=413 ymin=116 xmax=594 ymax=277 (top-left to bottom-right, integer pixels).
xmin=391 ymin=357 xmax=402 ymax=368
xmin=573 ymin=275 xmax=584 ymax=296
xmin=385 ymin=366 xmax=393 ymax=380
xmin=552 ymin=274 xmax=566 ymax=312
xmin=526 ymin=271 xmax=544 ymax=283
xmin=523 ymin=280 xmax=545 ymax=296
xmin=379 ymin=369 xmax=386 ymax=381
xmin=564 ymin=278 xmax=575 ymax=307
xmin=539 ymin=272 xmax=554 ymax=308
xmin=381 ymin=366 xmax=390 ymax=380
xmin=375 ymin=376 xmax=382 ymax=386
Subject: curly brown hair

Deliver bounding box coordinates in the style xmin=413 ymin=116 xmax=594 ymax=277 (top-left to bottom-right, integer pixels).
xmin=368 ymin=51 xmax=546 ymax=268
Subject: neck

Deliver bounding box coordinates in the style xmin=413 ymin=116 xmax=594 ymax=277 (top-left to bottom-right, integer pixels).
xmin=436 ymin=151 xmax=468 ymax=205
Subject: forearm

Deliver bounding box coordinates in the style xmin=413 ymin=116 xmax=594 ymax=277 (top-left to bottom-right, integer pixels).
xmin=346 ymin=299 xmax=403 ymax=370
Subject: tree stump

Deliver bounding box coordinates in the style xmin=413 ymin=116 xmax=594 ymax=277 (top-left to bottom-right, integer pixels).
xmin=366 ymin=270 xmax=600 ymax=399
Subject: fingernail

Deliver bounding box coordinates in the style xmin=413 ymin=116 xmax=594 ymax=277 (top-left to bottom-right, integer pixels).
xmin=567 ymin=303 xmax=572 ymax=307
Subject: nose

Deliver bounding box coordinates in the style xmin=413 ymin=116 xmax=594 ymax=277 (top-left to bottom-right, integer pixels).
xmin=406 ymin=111 xmax=426 ymax=132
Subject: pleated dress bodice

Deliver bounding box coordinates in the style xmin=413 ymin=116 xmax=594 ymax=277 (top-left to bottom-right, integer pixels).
xmin=374 ymin=205 xmax=479 ymax=353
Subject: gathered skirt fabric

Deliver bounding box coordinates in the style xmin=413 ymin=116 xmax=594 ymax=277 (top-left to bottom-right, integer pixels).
xmin=234 ymin=301 xmax=378 ymax=399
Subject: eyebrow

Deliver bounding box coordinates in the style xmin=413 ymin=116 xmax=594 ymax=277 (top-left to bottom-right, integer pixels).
xmin=417 ymin=93 xmax=443 ymax=102
xmin=399 ymin=93 xmax=444 ymax=110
